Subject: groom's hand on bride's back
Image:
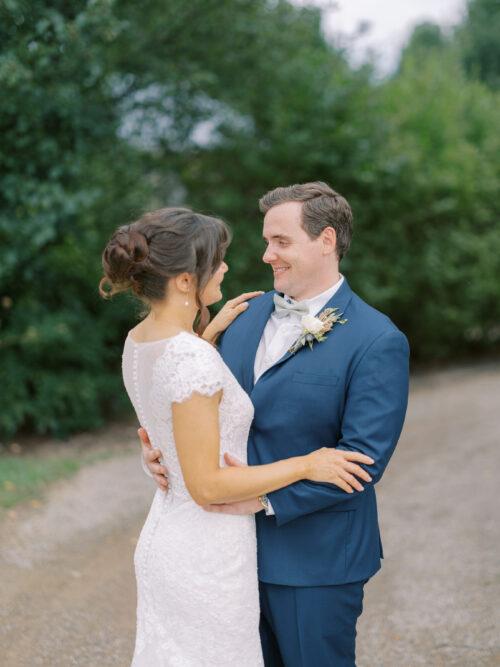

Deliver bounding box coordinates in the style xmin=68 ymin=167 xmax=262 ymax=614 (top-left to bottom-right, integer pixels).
xmin=138 ymin=428 xmax=169 ymax=491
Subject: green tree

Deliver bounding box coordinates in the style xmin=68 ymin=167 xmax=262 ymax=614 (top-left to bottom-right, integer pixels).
xmin=460 ymin=0 xmax=500 ymax=89
xmin=0 ymin=1 xmax=152 ymax=437
xmin=366 ymin=33 xmax=500 ymax=358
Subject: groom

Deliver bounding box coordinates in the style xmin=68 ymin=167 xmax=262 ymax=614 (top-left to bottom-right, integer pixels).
xmin=142 ymin=181 xmax=409 ymax=666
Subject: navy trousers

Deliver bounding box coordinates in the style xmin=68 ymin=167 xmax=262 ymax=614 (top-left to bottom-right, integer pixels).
xmin=259 ymin=579 xmax=368 ymax=667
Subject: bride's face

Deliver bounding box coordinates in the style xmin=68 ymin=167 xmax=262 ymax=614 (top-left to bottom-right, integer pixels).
xmin=201 ymin=261 xmax=229 ymax=306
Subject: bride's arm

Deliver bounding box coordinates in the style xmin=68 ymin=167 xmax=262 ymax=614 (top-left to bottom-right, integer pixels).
xmin=173 ymin=391 xmax=373 ymax=506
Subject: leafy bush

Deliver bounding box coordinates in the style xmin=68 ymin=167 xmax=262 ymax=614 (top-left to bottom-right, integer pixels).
xmin=0 ymin=2 xmax=151 ymax=437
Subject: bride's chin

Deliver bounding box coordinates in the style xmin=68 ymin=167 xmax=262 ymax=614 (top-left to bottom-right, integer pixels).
xmin=203 ymin=291 xmax=222 ymax=307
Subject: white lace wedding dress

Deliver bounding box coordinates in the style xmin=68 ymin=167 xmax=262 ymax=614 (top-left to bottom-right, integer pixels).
xmin=122 ymin=331 xmax=263 ymax=667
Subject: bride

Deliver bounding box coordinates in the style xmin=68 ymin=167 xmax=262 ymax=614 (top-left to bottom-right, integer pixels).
xmin=100 ymin=207 xmax=373 ymax=666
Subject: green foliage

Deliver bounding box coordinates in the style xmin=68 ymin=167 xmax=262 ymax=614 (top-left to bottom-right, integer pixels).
xmin=0 ymin=1 xmax=151 ymax=438
xmin=1 ymin=0 xmax=499 ymax=439
xmin=356 ymin=48 xmax=500 ymax=358
xmin=460 ymin=0 xmax=500 ymax=89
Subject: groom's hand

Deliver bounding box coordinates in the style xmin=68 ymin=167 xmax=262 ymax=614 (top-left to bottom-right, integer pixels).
xmin=202 ymin=452 xmax=263 ymax=515
xmin=138 ymin=428 xmax=169 ymax=491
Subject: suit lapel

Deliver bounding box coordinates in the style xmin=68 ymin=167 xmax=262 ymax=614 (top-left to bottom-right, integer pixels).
xmin=240 ymin=292 xmax=275 ymax=394
xmin=258 ymin=278 xmax=354 ymax=377
xmin=313 ymin=276 xmax=353 ymax=319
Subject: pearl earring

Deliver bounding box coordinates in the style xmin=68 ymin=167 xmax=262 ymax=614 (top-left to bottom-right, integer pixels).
xmin=185 ymin=297 xmax=189 ymax=306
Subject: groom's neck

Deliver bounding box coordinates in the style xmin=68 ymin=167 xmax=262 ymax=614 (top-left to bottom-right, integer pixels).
xmin=289 ymin=271 xmax=341 ymax=302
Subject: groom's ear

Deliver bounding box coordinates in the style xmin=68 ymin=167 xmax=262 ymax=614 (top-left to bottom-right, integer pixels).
xmin=321 ymin=226 xmax=337 ymax=257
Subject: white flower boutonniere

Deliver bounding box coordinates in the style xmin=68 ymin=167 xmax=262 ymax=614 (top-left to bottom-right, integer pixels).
xmin=289 ymin=308 xmax=347 ymax=354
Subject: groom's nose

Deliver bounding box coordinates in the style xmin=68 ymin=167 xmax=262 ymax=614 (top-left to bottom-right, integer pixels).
xmin=262 ymin=246 xmax=277 ymax=263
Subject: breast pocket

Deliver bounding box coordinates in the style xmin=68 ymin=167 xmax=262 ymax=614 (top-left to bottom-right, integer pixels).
xmin=283 ymin=371 xmax=342 ymax=426
xmin=292 ymin=371 xmax=340 ymax=387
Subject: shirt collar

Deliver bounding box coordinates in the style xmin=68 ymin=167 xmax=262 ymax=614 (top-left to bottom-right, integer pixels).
xmin=284 ymin=274 xmax=344 ymax=316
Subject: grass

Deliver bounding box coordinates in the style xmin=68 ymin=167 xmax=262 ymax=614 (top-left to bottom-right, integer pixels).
xmin=0 ymin=449 xmax=117 ymax=509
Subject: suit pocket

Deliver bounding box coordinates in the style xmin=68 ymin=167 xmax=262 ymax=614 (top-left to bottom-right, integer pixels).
xmin=292 ymin=371 xmax=339 ymax=387
xmin=318 ymin=501 xmax=360 ymax=513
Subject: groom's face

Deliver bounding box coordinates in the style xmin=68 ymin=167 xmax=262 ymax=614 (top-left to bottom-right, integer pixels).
xmin=262 ymin=201 xmax=326 ymax=300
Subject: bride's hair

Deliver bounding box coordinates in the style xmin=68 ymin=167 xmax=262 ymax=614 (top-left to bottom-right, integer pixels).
xmin=99 ymin=207 xmax=231 ymax=333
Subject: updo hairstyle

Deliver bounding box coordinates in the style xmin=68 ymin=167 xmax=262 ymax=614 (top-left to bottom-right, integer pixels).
xmin=99 ymin=207 xmax=231 ymax=332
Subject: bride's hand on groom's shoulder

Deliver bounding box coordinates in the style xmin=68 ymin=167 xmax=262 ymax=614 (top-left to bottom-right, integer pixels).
xmin=202 ymin=291 xmax=264 ymax=344
xmin=304 ymin=447 xmax=375 ymax=494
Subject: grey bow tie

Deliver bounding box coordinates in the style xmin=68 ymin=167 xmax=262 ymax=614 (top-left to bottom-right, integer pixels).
xmin=273 ymin=294 xmax=309 ymax=319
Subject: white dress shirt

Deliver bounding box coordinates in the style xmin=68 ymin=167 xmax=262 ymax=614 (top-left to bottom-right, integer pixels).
xmin=254 ymin=275 xmax=344 ymax=383
xmin=253 ymin=274 xmax=345 ymax=514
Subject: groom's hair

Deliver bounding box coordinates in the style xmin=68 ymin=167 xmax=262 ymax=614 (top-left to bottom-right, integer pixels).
xmin=259 ymin=181 xmax=353 ymax=260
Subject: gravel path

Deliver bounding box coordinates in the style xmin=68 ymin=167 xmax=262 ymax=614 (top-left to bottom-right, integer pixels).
xmin=0 ymin=366 xmax=499 ymax=666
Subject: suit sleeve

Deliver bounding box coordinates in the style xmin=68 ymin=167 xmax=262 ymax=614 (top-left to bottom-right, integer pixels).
xmin=267 ymin=329 xmax=410 ymax=527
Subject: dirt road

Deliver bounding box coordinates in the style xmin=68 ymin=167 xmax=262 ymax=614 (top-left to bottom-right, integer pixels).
xmin=1 ymin=367 xmax=499 ymax=666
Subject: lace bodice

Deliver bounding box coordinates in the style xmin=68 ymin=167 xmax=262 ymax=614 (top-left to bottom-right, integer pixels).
xmin=122 ymin=331 xmax=255 ymax=506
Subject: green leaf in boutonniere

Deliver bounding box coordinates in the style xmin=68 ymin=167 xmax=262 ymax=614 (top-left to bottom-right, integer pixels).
xmin=289 ymin=308 xmax=347 ymax=354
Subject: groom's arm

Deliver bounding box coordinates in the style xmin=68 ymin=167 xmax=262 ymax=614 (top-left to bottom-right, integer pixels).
xmin=267 ymin=329 xmax=410 ymax=527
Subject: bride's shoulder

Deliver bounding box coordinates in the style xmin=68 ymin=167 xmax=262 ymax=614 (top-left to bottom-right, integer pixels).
xmin=171 ymin=331 xmax=216 ymax=351
xmin=159 ymin=332 xmax=220 ymax=365
xmin=153 ymin=333 xmax=224 ymax=391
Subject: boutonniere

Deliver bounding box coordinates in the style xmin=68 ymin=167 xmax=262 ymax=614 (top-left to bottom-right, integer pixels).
xmin=289 ymin=308 xmax=347 ymax=354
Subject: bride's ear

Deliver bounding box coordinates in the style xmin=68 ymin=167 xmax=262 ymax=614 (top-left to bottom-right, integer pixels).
xmin=172 ymin=272 xmax=194 ymax=295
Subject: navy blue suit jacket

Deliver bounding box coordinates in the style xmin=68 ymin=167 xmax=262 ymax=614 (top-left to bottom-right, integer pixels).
xmin=218 ymin=278 xmax=410 ymax=586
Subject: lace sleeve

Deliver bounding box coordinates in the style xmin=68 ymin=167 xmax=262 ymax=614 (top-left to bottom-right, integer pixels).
xmin=155 ymin=335 xmax=224 ymax=405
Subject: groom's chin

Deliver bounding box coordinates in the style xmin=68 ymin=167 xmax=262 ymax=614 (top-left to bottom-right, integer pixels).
xmin=273 ymin=276 xmax=288 ymax=293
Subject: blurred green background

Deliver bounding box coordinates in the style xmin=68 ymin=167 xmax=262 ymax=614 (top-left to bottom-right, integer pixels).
xmin=1 ymin=0 xmax=499 ymax=440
